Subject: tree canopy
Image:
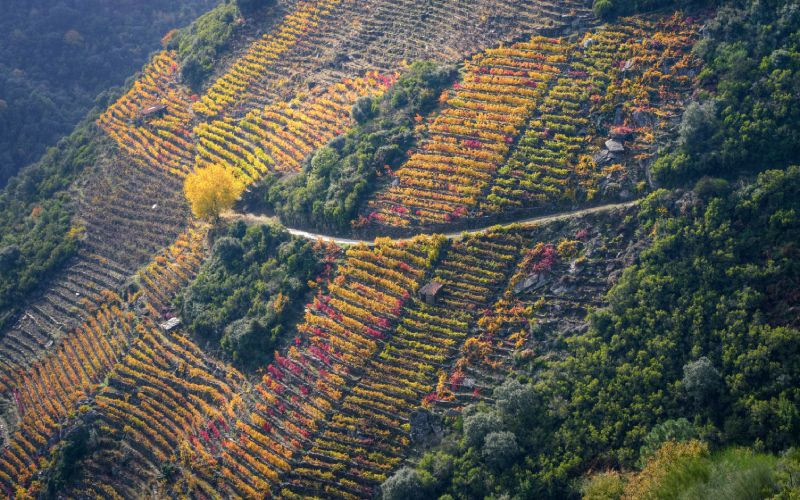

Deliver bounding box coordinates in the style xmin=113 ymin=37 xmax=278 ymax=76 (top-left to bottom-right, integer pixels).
xmin=235 ymin=0 xmax=277 ymax=15
xmin=177 ymin=222 xmax=319 ymax=368
xmin=654 ymin=0 xmax=800 ymax=184
xmin=0 ymin=0 xmax=216 ymax=187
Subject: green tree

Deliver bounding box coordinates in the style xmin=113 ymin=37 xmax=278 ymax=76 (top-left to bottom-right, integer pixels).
xmin=639 ymin=418 xmax=700 ymax=464
xmin=593 ymin=0 xmax=615 ymax=19
xmin=682 ymin=357 xmax=723 ymax=408
xmin=482 ymin=431 xmax=519 ymax=469
xmin=382 ymin=467 xmax=427 ymax=500
xmin=351 ymin=96 xmax=377 ymax=124
xmin=463 ymin=411 xmax=503 ymax=448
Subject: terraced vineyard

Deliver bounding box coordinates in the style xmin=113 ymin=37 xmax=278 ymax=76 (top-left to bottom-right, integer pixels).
xmin=0 ymin=226 xmax=206 ymax=493
xmin=196 ymin=72 xmax=394 ymax=183
xmin=99 ymin=51 xmax=195 ymax=177
xmin=284 ymin=232 xmax=524 ymax=497
xmin=195 ymin=0 xmax=592 ymax=120
xmin=0 ymin=1 xmax=718 ymax=497
xmin=367 ymin=14 xmax=700 ymax=230
xmin=429 ymin=208 xmax=644 ymax=406
xmin=0 ymin=144 xmax=188 ymax=382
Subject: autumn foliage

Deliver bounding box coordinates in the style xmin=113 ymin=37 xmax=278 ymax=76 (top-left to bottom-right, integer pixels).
xmin=183 ymin=164 xmax=244 ymax=221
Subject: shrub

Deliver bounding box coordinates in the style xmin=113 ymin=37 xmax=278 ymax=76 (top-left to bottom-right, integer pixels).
xmin=639 ymin=418 xmax=700 ymax=464
xmin=463 ymin=411 xmax=503 ymax=448
xmin=629 ymin=443 xmax=779 ymax=500
xmin=775 ymin=448 xmax=800 ymax=496
xmin=351 ymin=96 xmax=377 ymax=124
xmin=493 ymin=377 xmax=539 ymax=425
xmin=44 ymin=426 xmax=93 ymax=495
xmin=481 ymin=431 xmax=519 ymax=469
xmin=593 ymin=0 xmax=615 ymax=19
xmin=211 ymin=237 xmax=244 ymax=269
xmin=417 ymin=451 xmax=454 ymax=489
xmin=682 ymin=357 xmax=723 ymax=408
xmin=694 ymin=176 xmax=730 ymax=199
xmin=581 ymin=471 xmax=626 ymax=500
xmin=677 ymin=100 xmax=718 ymax=157
xmin=651 ymin=152 xmax=692 ymax=186
xmin=624 ymin=440 xmax=709 ymax=499
xmin=382 ymin=467 xmax=427 ymax=500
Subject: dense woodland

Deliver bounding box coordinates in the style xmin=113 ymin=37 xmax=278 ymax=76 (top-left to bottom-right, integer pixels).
xmin=654 ymin=0 xmax=800 ymax=183
xmin=0 ymin=0 xmax=218 ymax=187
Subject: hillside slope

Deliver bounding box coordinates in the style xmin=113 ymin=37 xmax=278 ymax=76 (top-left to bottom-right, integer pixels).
xmin=0 ymin=0 xmax=798 ymax=498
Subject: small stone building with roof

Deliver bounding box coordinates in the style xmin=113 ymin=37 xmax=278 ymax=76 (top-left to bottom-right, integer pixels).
xmin=418 ymin=280 xmax=444 ymax=305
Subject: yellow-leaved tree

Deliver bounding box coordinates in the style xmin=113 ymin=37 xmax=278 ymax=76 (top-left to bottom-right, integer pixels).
xmin=183 ymin=164 xmax=244 ymax=221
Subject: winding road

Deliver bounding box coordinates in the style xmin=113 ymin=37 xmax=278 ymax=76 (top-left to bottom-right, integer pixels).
xmin=222 ymin=200 xmax=640 ymax=246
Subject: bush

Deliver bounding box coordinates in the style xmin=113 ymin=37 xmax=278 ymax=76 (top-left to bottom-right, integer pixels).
xmin=651 ymin=152 xmax=692 ymax=186
xmin=628 ymin=443 xmax=779 ymax=500
xmin=481 ymin=431 xmax=519 ymax=469
xmin=639 ymin=418 xmax=700 ymax=464
xmin=775 ymin=448 xmax=800 ymax=496
xmin=404 ymin=167 xmax=800 ymax=499
xmin=382 ymin=467 xmax=427 ymax=500
xmin=581 ymin=471 xmax=626 ymax=500
xmin=682 ymin=357 xmax=723 ymax=408
xmin=694 ymin=176 xmax=730 ymax=199
xmin=593 ymin=0 xmax=615 ymax=19
xmin=351 ymin=96 xmax=377 ymax=124
xmin=44 ymin=426 xmax=93 ymax=495
xmin=211 ymin=237 xmax=244 ymax=269
xmin=677 ymin=101 xmax=718 ymax=155
xmin=492 ymin=378 xmax=539 ymax=427
xmin=417 ymin=451 xmax=454 ymax=489
xmin=463 ymin=411 xmax=503 ymax=448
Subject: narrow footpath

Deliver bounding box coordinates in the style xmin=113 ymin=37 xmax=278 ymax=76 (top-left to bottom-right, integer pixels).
xmin=221 ymin=200 xmax=640 ymax=246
